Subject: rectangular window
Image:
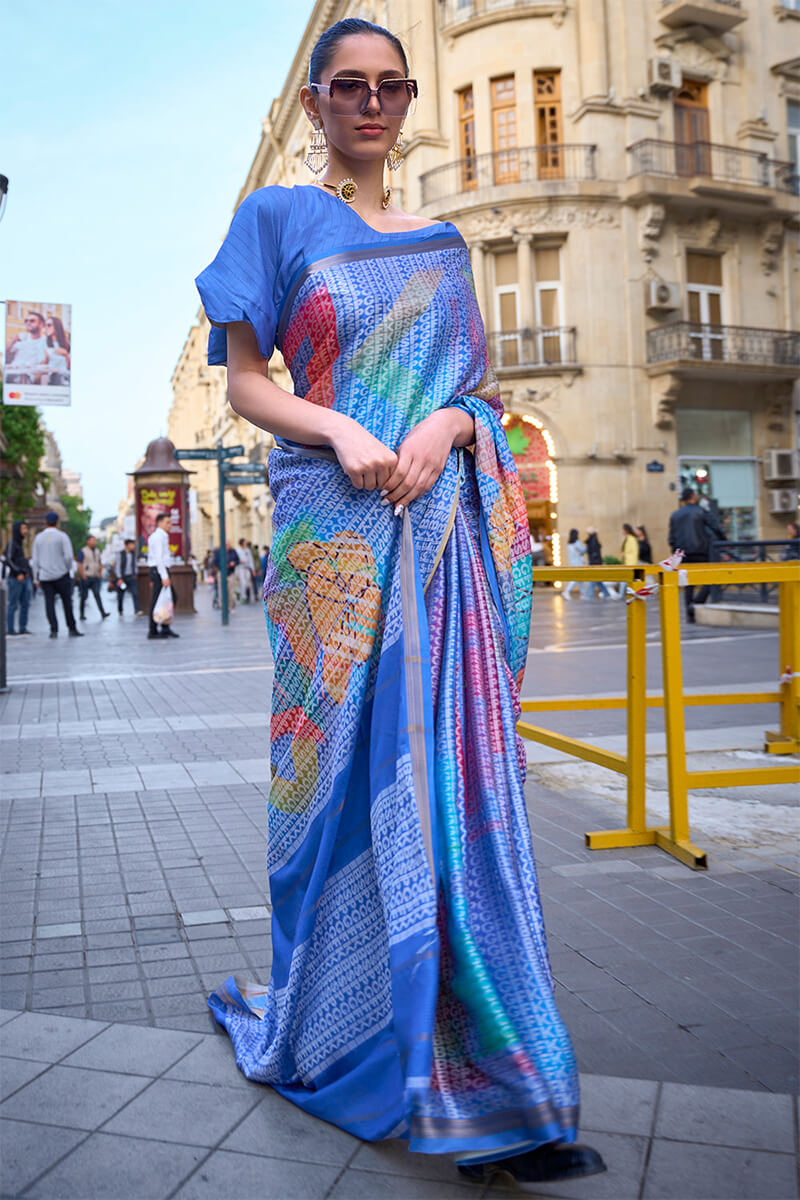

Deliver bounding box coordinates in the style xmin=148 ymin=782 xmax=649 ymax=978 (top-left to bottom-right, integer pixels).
xmin=789 ymin=100 xmax=800 ymax=190
xmin=458 ymin=87 xmax=477 ymax=191
xmin=687 ymin=252 xmax=723 ymax=360
xmin=534 ymin=246 xmax=563 ymax=363
xmin=491 ymin=76 xmax=519 ymax=184
xmin=534 ymin=71 xmax=563 ymax=179
xmin=674 ymin=80 xmax=711 ymax=175
xmin=493 ymin=250 xmax=520 ymax=366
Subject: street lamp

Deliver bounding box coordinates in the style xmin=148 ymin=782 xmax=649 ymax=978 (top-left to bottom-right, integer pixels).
xmin=0 ymin=175 xmax=8 ymax=224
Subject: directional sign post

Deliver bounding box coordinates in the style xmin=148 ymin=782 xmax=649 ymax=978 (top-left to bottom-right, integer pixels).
xmin=174 ymin=442 xmax=264 ymax=626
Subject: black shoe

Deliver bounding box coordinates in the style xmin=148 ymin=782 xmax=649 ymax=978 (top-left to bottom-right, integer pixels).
xmin=147 ymin=631 xmax=161 ymax=639
xmin=68 ymin=628 xmax=84 ymax=637
xmin=101 ymin=611 xmax=109 ymax=619
xmin=161 ymin=628 xmax=180 ymax=638
xmin=458 ymin=1144 xmax=607 ymax=1191
xmin=49 ymin=630 xmax=58 ymax=638
xmin=7 ymin=630 xmax=17 ymax=636
xmin=19 ymin=629 xmax=33 ymax=635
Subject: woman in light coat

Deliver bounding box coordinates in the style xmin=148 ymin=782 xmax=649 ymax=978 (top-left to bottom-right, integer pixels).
xmin=563 ymin=528 xmax=586 ymax=597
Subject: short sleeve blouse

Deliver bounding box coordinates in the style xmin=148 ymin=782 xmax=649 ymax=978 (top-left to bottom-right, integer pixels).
xmin=195 ymin=186 xmax=292 ymax=366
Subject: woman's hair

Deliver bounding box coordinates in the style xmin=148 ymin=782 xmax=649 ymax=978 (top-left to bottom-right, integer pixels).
xmin=622 ymin=523 xmax=635 ymax=537
xmin=308 ymin=18 xmax=408 ymax=84
xmin=45 ymin=315 xmax=69 ymax=351
xmin=568 ymin=528 xmax=579 ymax=543
xmin=788 ymin=521 xmax=799 ymax=537
xmin=636 ymin=525 xmax=648 ymax=539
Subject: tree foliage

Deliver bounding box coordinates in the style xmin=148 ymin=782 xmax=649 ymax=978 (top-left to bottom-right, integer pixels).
xmin=0 ymin=402 xmax=49 ymax=527
xmin=60 ymin=493 xmax=93 ymax=553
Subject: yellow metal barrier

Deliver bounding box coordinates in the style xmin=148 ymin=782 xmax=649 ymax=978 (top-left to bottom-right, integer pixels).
xmin=517 ymin=562 xmax=800 ymax=870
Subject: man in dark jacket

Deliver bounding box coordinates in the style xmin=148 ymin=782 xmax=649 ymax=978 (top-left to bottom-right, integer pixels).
xmin=115 ymin=538 xmax=142 ymax=616
xmin=668 ymin=487 xmax=725 ymax=622
xmin=4 ymin=520 xmax=34 ymax=635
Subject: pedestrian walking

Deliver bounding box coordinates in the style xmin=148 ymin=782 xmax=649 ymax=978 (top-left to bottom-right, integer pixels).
xmin=781 ymin=520 xmax=799 ymax=560
xmin=31 ymin=511 xmax=83 ymax=638
xmin=146 ymin=512 xmax=179 ymax=639
xmin=3 ymin=521 xmax=34 ymax=635
xmin=194 ymin=17 xmax=604 ymax=1190
xmin=668 ymin=487 xmax=725 ymax=622
xmin=562 ymin=528 xmax=586 ymax=597
xmin=236 ymin=537 xmax=255 ymax=602
xmin=76 ymin=535 xmax=110 ymax=620
xmin=635 ymin=525 xmax=652 ymax=564
xmin=214 ymin=542 xmax=238 ymax=611
xmin=115 ymin=538 xmax=142 ymax=615
xmin=621 ymin=523 xmax=639 ymax=566
xmin=583 ymin=527 xmax=613 ymax=599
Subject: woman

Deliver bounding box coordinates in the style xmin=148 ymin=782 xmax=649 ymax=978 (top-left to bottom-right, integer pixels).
xmin=196 ymin=18 xmax=604 ymax=1189
xmin=583 ymin=527 xmax=612 ymax=600
xmin=781 ymin=521 xmax=799 ymax=560
xmin=44 ymin=315 xmax=70 ymax=385
xmin=635 ymin=524 xmax=652 ymax=565
xmin=562 ymin=528 xmax=586 ymax=598
xmin=621 ymin=523 xmax=639 ymax=567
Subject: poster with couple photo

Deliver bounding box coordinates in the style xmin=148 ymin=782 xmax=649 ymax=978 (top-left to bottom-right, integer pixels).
xmin=3 ymin=300 xmax=72 ymax=406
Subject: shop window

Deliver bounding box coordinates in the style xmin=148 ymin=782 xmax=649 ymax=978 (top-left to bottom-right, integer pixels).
xmin=677 ymin=409 xmax=756 ymax=540
xmin=491 ymin=76 xmax=519 ymax=184
xmin=686 ymin=252 xmax=724 ymax=360
xmin=534 ymin=71 xmax=563 ymax=179
xmin=458 ymin=87 xmax=477 ymax=191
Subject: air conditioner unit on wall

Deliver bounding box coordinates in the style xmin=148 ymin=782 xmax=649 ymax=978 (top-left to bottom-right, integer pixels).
xmin=769 ymin=488 xmax=799 ymax=515
xmin=649 ymin=57 xmax=682 ymax=93
xmin=763 ymin=449 xmax=799 ymax=483
xmin=646 ymin=279 xmax=681 ymax=313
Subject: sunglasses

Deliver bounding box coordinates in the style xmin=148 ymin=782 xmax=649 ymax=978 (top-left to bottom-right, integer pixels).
xmin=311 ymin=76 xmax=418 ymax=116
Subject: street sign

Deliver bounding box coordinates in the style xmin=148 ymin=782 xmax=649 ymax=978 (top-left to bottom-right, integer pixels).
xmin=223 ymin=464 xmax=267 ymax=477
xmin=174 ymin=445 xmax=245 ymax=461
xmin=223 ymin=473 xmax=267 ymax=487
xmin=175 ymin=449 xmax=218 ymax=461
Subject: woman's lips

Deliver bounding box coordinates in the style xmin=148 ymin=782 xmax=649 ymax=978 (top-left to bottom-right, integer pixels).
xmin=356 ymin=127 xmax=386 ymax=136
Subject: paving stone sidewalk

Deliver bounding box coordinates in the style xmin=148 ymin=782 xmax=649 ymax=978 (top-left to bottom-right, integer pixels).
xmin=1 ymin=589 xmax=798 ymax=1197
xmin=1 ymin=1009 xmax=797 ymax=1200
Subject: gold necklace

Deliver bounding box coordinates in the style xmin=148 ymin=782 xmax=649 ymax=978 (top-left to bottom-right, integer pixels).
xmin=317 ymin=179 xmax=392 ymax=210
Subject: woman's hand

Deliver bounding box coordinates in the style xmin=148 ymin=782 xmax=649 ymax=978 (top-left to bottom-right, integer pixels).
xmin=382 ymin=408 xmax=474 ymax=510
xmin=328 ymin=414 xmax=398 ymax=492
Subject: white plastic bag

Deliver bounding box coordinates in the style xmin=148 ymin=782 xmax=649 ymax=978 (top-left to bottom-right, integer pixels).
xmin=153 ymin=585 xmax=174 ymax=625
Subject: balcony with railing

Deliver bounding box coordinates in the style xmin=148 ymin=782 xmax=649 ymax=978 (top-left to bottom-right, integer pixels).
xmin=659 ymin=0 xmax=746 ymax=32
xmin=487 ymin=326 xmax=579 ymax=374
xmin=420 ymin=144 xmax=597 ymax=207
xmin=628 ymin=139 xmax=794 ymax=192
xmin=439 ymin=0 xmax=566 ymax=33
xmin=646 ymin=322 xmax=800 ymax=379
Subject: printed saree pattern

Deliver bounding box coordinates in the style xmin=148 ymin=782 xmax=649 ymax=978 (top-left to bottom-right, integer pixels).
xmin=196 ymin=196 xmax=578 ymax=1161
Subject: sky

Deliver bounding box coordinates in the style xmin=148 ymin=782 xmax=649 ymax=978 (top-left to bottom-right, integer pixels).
xmin=1 ymin=0 xmax=315 ymax=521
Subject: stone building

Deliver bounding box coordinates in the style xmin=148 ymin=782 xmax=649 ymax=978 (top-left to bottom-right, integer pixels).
xmin=171 ymin=0 xmax=800 ymax=563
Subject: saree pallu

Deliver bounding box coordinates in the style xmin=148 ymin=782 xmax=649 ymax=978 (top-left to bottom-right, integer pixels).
xmin=199 ymin=201 xmax=579 ymax=1160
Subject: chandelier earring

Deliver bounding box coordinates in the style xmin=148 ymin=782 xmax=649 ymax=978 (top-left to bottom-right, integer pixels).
xmin=386 ymin=127 xmax=404 ymax=173
xmin=304 ymin=122 xmax=328 ymax=175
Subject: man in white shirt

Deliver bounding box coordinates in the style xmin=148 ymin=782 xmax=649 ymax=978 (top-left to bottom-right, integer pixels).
xmin=146 ymin=512 xmax=179 ymax=639
xmin=31 ymin=511 xmax=83 ymax=638
xmin=6 ymin=313 xmax=49 ymax=383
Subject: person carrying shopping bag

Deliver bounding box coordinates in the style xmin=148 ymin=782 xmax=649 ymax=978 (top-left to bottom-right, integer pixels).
xmin=146 ymin=512 xmax=179 ymax=639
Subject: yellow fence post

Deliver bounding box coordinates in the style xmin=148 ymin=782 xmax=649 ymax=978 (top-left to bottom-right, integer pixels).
xmin=626 ymin=577 xmax=647 ymax=834
xmin=655 ymin=570 xmax=707 ymax=869
xmin=766 ymin=577 xmax=800 ymax=754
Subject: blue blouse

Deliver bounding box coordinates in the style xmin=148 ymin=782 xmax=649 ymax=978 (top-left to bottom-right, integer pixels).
xmin=195 ymin=184 xmax=462 ymax=366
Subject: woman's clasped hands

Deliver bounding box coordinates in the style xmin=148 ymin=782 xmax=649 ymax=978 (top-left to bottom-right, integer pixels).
xmin=329 ymin=409 xmax=474 ymax=515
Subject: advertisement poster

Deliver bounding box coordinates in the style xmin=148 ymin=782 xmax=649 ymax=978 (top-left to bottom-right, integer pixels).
xmin=3 ymin=300 xmax=72 ymax=406
xmin=135 ymin=484 xmax=187 ymax=562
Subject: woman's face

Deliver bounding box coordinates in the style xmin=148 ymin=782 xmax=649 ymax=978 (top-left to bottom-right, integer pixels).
xmin=304 ymin=33 xmax=409 ymax=166
xmin=45 ymin=319 xmax=54 ymax=337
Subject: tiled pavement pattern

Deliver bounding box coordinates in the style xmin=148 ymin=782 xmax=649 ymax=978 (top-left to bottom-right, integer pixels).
xmin=2 ymin=589 xmax=799 ymax=1197
xmin=1 ymin=1010 xmax=797 ymax=1200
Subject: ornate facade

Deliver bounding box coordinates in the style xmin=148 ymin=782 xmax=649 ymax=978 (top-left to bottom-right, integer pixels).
xmin=171 ymin=0 xmax=800 ymax=561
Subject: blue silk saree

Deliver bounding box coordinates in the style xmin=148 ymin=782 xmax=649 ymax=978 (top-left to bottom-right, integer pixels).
xmin=195 ymin=185 xmax=579 ymax=1161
